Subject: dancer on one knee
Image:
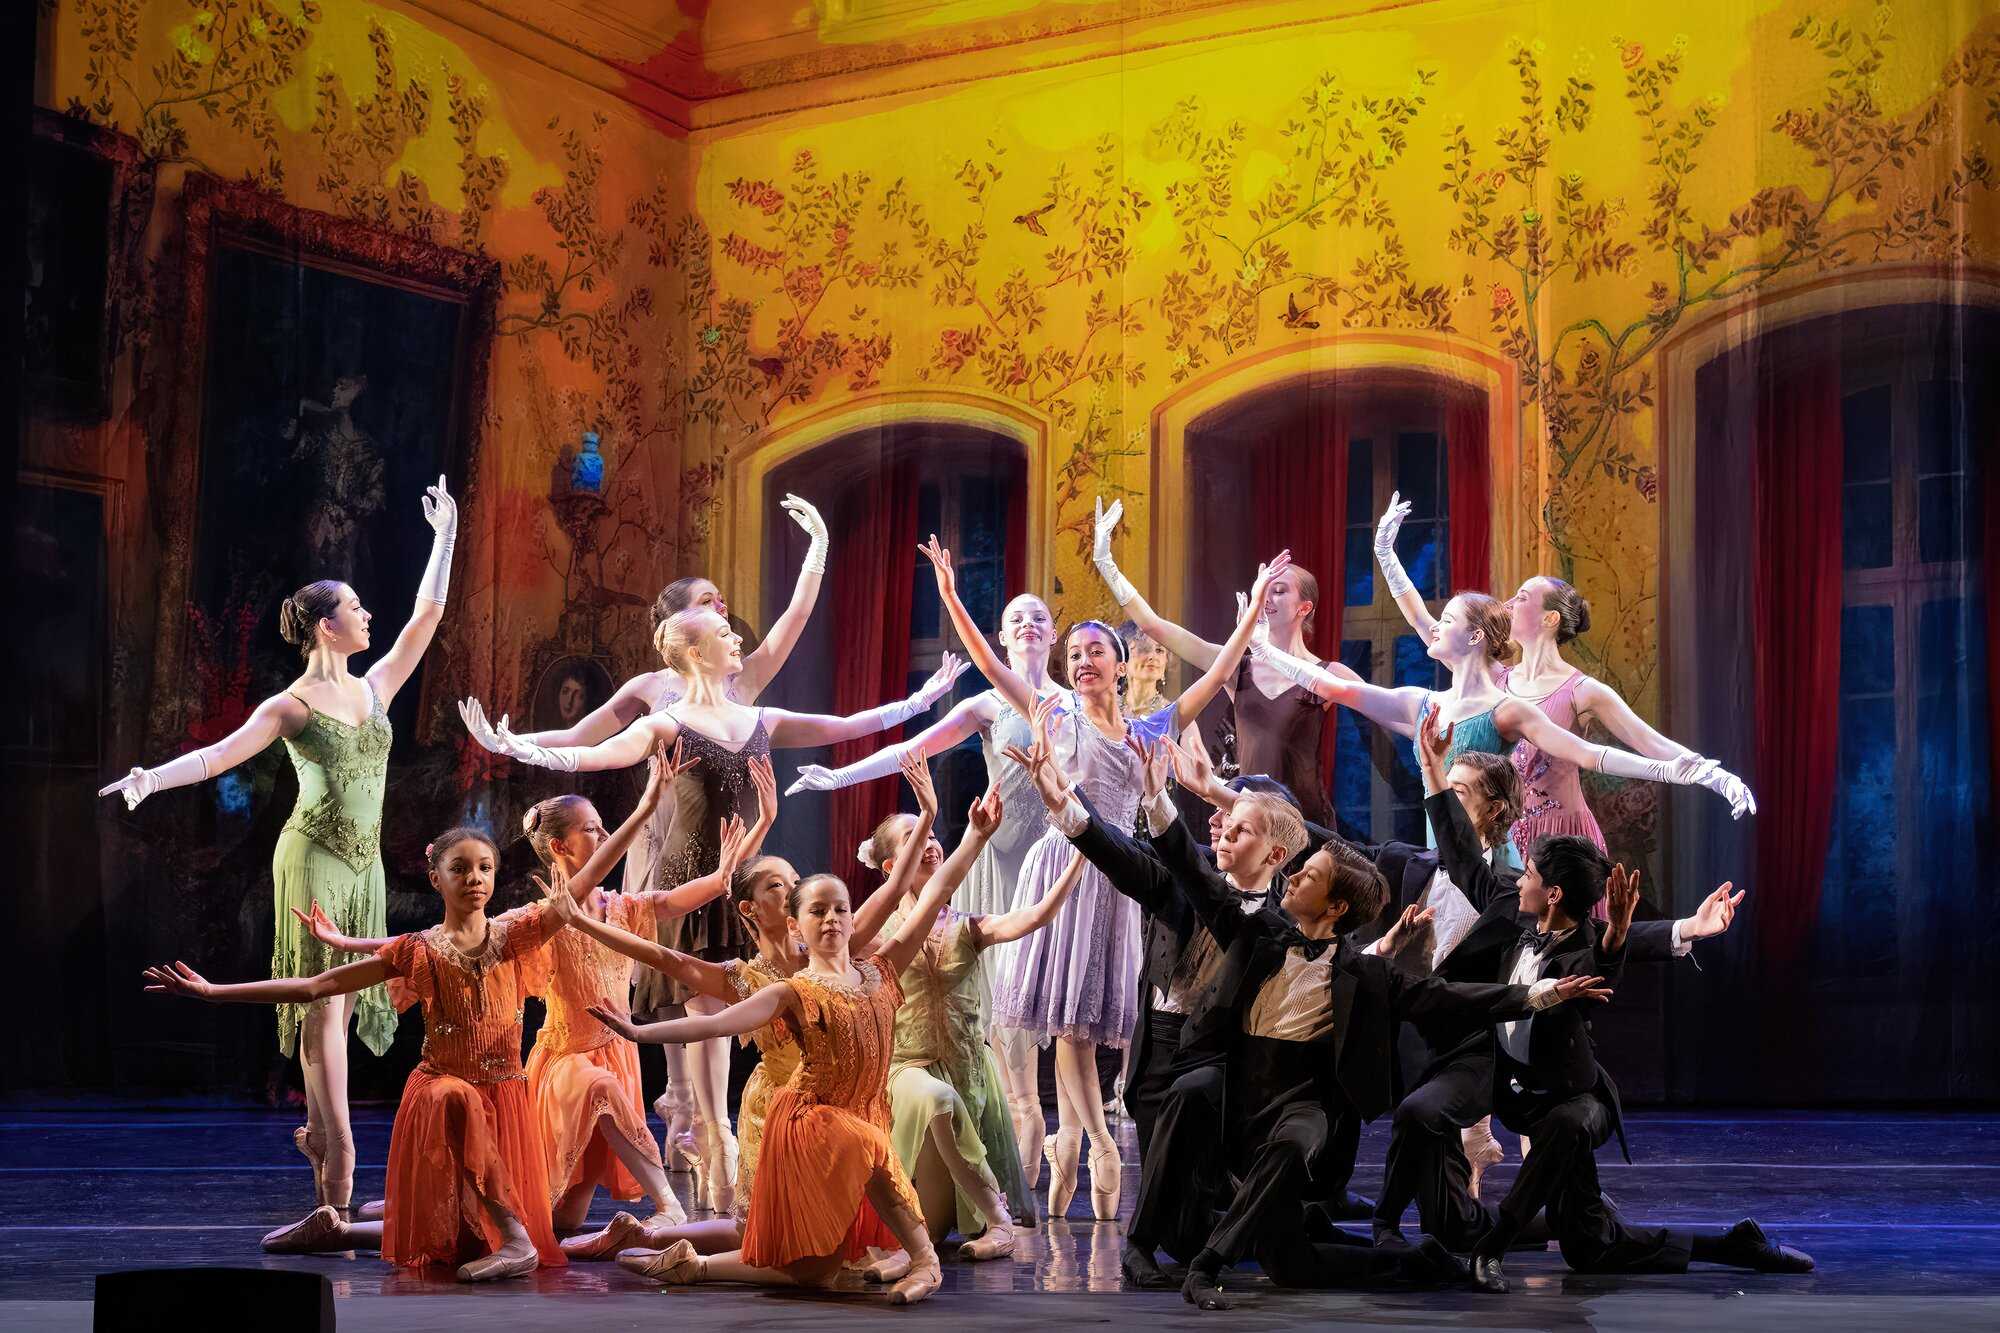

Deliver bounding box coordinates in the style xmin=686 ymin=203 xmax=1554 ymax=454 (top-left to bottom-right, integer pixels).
xmin=144 ymin=828 xmax=573 ymax=1281
xmin=864 ymin=766 xmax=1088 ymax=1256
xmin=788 ymin=591 xmax=1066 ymax=1173
xmin=103 ymin=477 xmax=456 ymax=1222
xmin=461 ymin=606 xmax=963 ymax=1216
xmin=586 ymin=776 xmax=1013 ymax=1305
xmin=514 ymin=495 xmax=830 ymax=1172
xmin=924 ymin=535 xmax=1289 ymax=1220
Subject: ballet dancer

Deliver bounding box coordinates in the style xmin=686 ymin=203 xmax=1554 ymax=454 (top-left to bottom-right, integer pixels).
xmin=143 ymin=828 xmax=573 ymax=1280
xmin=1091 ymin=497 xmax=1361 ymax=827
xmin=585 ymin=776 xmax=1016 ymax=1305
xmin=786 ymin=590 xmax=1066 ymax=1173
xmin=102 ymin=476 xmax=457 ymax=1222
xmin=459 ymin=608 xmax=963 ymax=1215
xmin=922 ymin=533 xmax=1290 ymax=1220
xmin=505 ymin=494 xmax=826 ymax=1190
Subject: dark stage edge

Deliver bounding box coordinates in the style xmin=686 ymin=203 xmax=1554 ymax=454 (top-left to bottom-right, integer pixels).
xmin=3 ymin=1104 xmax=1997 ymax=1330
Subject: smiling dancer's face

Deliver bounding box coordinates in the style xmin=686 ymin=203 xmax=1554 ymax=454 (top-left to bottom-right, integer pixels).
xmin=1065 ymin=626 xmax=1123 ymax=697
xmin=317 ymin=584 xmax=373 ymax=655
xmin=1000 ymin=595 xmax=1053 ymax=663
xmin=881 ymin=814 xmax=944 ymax=878
xmin=685 ymin=609 xmax=745 ymax=676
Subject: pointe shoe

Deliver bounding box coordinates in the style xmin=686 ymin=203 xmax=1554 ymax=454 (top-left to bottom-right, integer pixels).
xmin=653 ymin=1088 xmax=698 ymax=1173
xmin=1010 ymin=1096 xmax=1046 ymax=1185
xmin=861 ymin=1248 xmax=911 ymax=1283
xmin=1087 ymin=1137 xmax=1123 ymax=1221
xmin=456 ymin=1244 xmax=538 ymax=1282
xmin=261 ymin=1204 xmax=346 ymax=1254
xmin=1463 ymin=1121 xmax=1505 ymax=1201
xmin=292 ymin=1126 xmax=327 ymax=1205
xmin=704 ymin=1124 xmax=739 ymax=1217
xmin=357 ymin=1199 xmax=385 ymax=1221
xmin=887 ymin=1235 xmax=943 ymax=1305
xmin=1045 ymin=1128 xmax=1082 ymax=1219
xmin=620 ymin=1238 xmax=702 ymax=1285
xmin=561 ymin=1210 xmax=645 ymax=1262
xmin=684 ymin=1113 xmax=711 ymax=1212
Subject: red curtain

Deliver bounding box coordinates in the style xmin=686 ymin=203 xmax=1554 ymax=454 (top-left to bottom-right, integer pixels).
xmin=1446 ymin=395 xmax=1492 ymax=593
xmin=1249 ymin=391 xmax=1348 ymax=776
xmin=828 ymin=457 xmax=921 ymax=898
xmin=1751 ymin=358 xmax=1844 ymax=971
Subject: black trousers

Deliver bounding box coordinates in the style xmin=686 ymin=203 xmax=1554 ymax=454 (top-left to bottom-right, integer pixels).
xmin=1485 ymin=1080 xmax=1692 ymax=1273
xmin=1374 ymin=1048 xmax=1493 ymax=1248
xmin=1126 ymin=1008 xmax=1187 ymax=1164
xmin=1128 ymin=1063 xmax=1227 ymax=1262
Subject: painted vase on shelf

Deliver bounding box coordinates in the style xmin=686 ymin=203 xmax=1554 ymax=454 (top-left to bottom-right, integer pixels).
xmin=569 ymin=431 xmax=604 ymax=495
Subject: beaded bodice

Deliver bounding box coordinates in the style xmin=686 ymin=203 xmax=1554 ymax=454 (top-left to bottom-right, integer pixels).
xmin=656 ymin=711 xmax=770 ymax=887
xmin=529 ymin=892 xmax=653 ymax=1056
xmin=782 ymin=959 xmax=903 ymax=1117
xmin=887 ymin=910 xmax=983 ymax=1087
xmin=282 ymin=688 xmax=391 ymax=873
xmin=379 ymin=905 xmax=551 ymax=1085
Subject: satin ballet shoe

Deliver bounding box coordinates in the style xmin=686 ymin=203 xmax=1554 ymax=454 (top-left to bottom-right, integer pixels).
xmin=861 ymin=1248 xmax=911 ymax=1283
xmin=704 ymin=1125 xmax=739 ymax=1217
xmin=1463 ymin=1122 xmax=1505 ymax=1201
xmin=356 ymin=1199 xmax=385 ymax=1221
xmin=1087 ymin=1137 xmax=1123 ymax=1221
xmin=455 ymin=1244 xmax=538 ymax=1283
xmin=292 ymin=1126 xmax=327 ymax=1205
xmin=887 ymin=1235 xmax=943 ymax=1305
xmin=644 ymin=1194 xmax=688 ymax=1229
xmin=561 ymin=1211 xmax=644 ymax=1262
xmin=653 ymin=1089 xmax=698 ymax=1173
xmin=1045 ymin=1128 xmax=1082 ymax=1219
xmin=261 ymin=1205 xmax=346 ymax=1254
xmin=619 ymin=1238 xmax=702 ymax=1285
xmin=684 ymin=1114 xmax=712 ymax=1212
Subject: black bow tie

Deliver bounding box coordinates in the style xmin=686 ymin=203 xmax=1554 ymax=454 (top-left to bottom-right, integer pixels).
xmin=1281 ymin=926 xmax=1335 ymax=961
xmin=1520 ymin=927 xmax=1557 ymax=954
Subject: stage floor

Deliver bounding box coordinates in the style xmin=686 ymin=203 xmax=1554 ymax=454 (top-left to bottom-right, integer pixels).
xmin=2 ymin=1104 xmax=1996 ymax=1330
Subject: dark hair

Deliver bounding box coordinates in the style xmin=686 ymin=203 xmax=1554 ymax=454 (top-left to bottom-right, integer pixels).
xmin=1450 ymin=751 xmax=1523 ymax=849
xmin=1116 ymin=620 xmax=1157 ymax=654
xmin=1455 ymin=592 xmax=1522 ymax=667
xmin=426 ymin=826 xmax=499 ymax=871
xmin=277 ymin=580 xmax=345 ymax=660
xmin=732 ymin=854 xmax=787 ymax=904
xmin=522 ymin=795 xmax=591 ymax=867
xmin=1538 ymin=578 xmax=1593 ymax=645
xmin=1318 ymin=841 xmax=1390 ymax=936
xmin=653 ymin=576 xmax=711 ymax=630
xmin=787 ymin=872 xmax=849 ymax=920
xmin=1529 ymin=834 xmax=1610 ymax=922
xmin=1227 ymin=773 xmax=1303 ymax=813
xmin=1060 ymin=619 xmax=1128 ymax=691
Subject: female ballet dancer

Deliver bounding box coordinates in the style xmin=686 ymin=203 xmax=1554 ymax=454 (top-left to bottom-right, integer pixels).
xmin=584 ymin=778 xmax=1014 ymax=1305
xmin=1090 ymin=497 xmax=1360 ymax=828
xmin=556 ymin=751 xmax=945 ymax=1266
xmin=144 ymin=828 xmax=572 ymax=1281
xmin=865 ymin=793 xmax=1087 ymax=1254
xmin=786 ymin=590 xmax=1064 ymax=1170
xmin=509 ymin=493 xmax=828 ymax=1185
xmin=102 ymin=476 xmax=456 ymax=1222
xmin=1118 ymin=622 xmax=1173 ymax=721
xmin=459 ymin=609 xmax=963 ymax=1215
xmin=922 ymin=532 xmax=1290 ymax=1220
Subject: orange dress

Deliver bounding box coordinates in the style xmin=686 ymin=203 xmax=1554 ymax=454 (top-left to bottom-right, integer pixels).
xmin=740 ymin=958 xmax=921 ymax=1267
xmin=723 ymin=955 xmax=799 ymax=1223
xmin=522 ymin=891 xmax=661 ymax=1202
xmin=375 ymin=905 xmax=567 ymax=1271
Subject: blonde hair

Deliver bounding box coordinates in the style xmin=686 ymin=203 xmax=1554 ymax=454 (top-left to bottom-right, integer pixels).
xmin=1234 ymin=791 xmax=1308 ymax=864
xmin=1456 ymin=593 xmax=1522 ymax=667
xmin=653 ymin=606 xmax=719 ymax=673
xmin=1289 ymin=565 xmax=1321 ymax=640
xmin=521 ymin=794 xmax=591 ymax=866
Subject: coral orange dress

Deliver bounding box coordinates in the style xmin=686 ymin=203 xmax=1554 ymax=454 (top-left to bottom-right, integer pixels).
xmin=375 ymin=904 xmax=566 ymax=1271
xmin=522 ymin=891 xmax=662 ymax=1203
xmin=739 ymin=959 xmax=921 ymax=1267
xmin=723 ymin=955 xmax=799 ymax=1224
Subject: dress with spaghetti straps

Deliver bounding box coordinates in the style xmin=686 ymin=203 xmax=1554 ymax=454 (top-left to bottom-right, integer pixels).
xmin=1414 ymin=692 xmax=1523 ymax=869
xmin=270 ymin=683 xmax=395 ymax=1059
xmin=1231 ymin=656 xmax=1335 ymax=827
xmin=629 ymin=709 xmax=771 ymax=1012
xmin=1503 ymin=668 xmax=1608 ymax=860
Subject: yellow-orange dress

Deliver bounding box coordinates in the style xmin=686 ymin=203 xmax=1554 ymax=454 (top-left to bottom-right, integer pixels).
xmin=522 ymin=891 xmax=662 ymax=1203
xmin=375 ymin=904 xmax=566 ymax=1271
xmin=739 ymin=959 xmax=920 ymax=1266
xmin=723 ymin=955 xmax=798 ymax=1224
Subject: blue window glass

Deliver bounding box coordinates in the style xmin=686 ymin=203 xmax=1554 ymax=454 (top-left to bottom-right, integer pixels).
xmin=959 ymin=559 xmax=1000 ymax=628
xmin=1918 ymin=476 xmax=1967 ymax=564
xmin=1333 ymin=638 xmax=1374 ymax=839
xmin=1841 ymin=604 xmax=1894 ymax=695
xmin=1397 ymin=525 xmax=1441 ymax=600
xmin=1842 ymin=386 xmax=1891 ymax=483
xmin=1916 ymin=380 xmax=1964 ymax=476
xmin=1344 ymin=528 xmax=1374 ymax=607
xmin=960 ymin=476 xmax=1000 ymax=563
xmin=1843 ymin=482 xmax=1892 ymax=570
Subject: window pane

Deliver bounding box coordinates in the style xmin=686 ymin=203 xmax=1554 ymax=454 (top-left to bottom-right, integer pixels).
xmin=1916 ymin=597 xmax=1991 ymax=909
xmin=1918 ymin=475 xmax=1970 ymax=564
xmin=1333 ymin=638 xmax=1373 ymax=838
xmin=960 ymin=476 xmax=1000 ymax=562
xmin=1833 ymin=692 xmax=1898 ymax=966
xmin=1396 ymin=432 xmax=1442 ymax=519
xmin=1842 ymin=481 xmax=1891 ymax=570
xmin=1397 ymin=522 xmax=1442 ymax=599
xmin=910 ymin=569 xmax=941 ymax=639
xmin=1347 ymin=439 xmax=1374 ymax=525
xmin=960 ymin=558 xmax=1001 ymax=627
xmin=1840 ymin=603 xmax=1895 ymax=696
xmin=1390 ymin=804 xmax=1428 ymax=848
xmin=1916 ymin=378 xmax=1968 ymax=478
xmin=917 ymin=480 xmax=942 ymax=538
xmin=1841 ymin=385 xmax=1891 ymax=484
xmin=1344 ymin=528 xmax=1374 ymax=606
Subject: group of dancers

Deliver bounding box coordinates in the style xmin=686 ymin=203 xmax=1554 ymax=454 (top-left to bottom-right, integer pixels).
xmin=113 ymin=472 xmax=1815 ymax=1304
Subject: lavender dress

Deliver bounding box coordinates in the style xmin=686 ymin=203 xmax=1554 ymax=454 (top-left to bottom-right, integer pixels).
xmin=991 ymin=691 xmax=1175 ymax=1048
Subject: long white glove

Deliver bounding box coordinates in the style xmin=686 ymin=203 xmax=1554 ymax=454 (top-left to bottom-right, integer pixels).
xmin=459 ymin=697 xmax=582 ymax=772
xmin=1247 ymin=638 xmax=1343 ymax=696
xmin=1375 ymin=490 xmax=1415 ymax=602
xmin=1092 ymin=497 xmax=1137 ymax=608
xmin=786 ymin=739 xmax=917 ymax=795
xmin=98 ymin=750 xmax=211 ymax=811
xmin=782 ymin=493 xmax=829 ymax=576
xmin=860 ymin=654 xmax=969 ymax=732
xmin=1590 ymin=746 xmax=1756 ymax=818
xmin=417 ymin=474 xmax=458 ymax=606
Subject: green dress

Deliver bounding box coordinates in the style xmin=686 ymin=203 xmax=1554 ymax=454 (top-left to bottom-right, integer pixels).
xmin=271 ymin=686 xmax=396 ymax=1058
xmin=885 ymin=908 xmax=1035 ymax=1232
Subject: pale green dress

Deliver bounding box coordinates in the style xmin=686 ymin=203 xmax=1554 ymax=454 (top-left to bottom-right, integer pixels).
xmin=270 ymin=685 xmax=396 ymax=1058
xmin=885 ymin=908 xmax=1035 ymax=1231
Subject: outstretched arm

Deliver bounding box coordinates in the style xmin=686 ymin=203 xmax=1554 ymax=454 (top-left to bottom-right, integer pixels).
xmin=289 ymin=903 xmax=393 ymax=955
xmin=100 ymin=691 xmax=304 ymax=810
xmin=1374 ymin=492 xmax=1438 ymax=642
xmin=1171 ymin=551 xmax=1292 ymax=734
xmin=849 ymin=750 xmax=941 ymax=956
xmin=1090 ymin=497 xmax=1226 ymax=670
xmin=1250 ymin=639 xmax=1427 ymax=738
xmin=565 ymin=739 xmax=692 ymax=901
xmin=919 ymin=535 xmax=1037 ymax=717
xmin=143 ymin=956 xmax=392 ymax=1005
xmin=763 ymin=654 xmax=968 ymax=749
xmin=974 ymin=850 xmax=1084 ymax=947
xmin=1498 ymin=698 xmax=1754 ymax=817
xmin=735 ymin=494 xmax=829 ymax=702
xmin=786 ymin=693 xmax=994 ymax=795
xmin=461 ymin=698 xmax=673 ymax=773
xmin=589 ymin=982 xmax=794 ymax=1045
xmin=365 ymin=476 xmax=457 ymax=708
xmin=518 ymin=671 xmax=664 ymax=748
xmin=565 ymin=912 xmax=739 ymax=1005
xmin=877 ymin=787 xmax=1002 ymax=975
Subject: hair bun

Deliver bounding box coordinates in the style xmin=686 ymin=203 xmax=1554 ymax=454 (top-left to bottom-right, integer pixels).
xmin=855 ymin=839 xmax=881 ymax=871
xmin=522 ymin=807 xmax=541 ymax=834
xmin=1570 ymin=596 xmax=1593 ymax=640
xmin=277 ymin=597 xmax=305 ymax=645
xmin=1496 ymin=636 xmax=1523 ymax=668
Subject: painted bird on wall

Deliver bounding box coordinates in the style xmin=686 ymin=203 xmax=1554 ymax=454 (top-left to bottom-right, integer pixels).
xmin=1013 ymin=201 xmax=1056 ymax=235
